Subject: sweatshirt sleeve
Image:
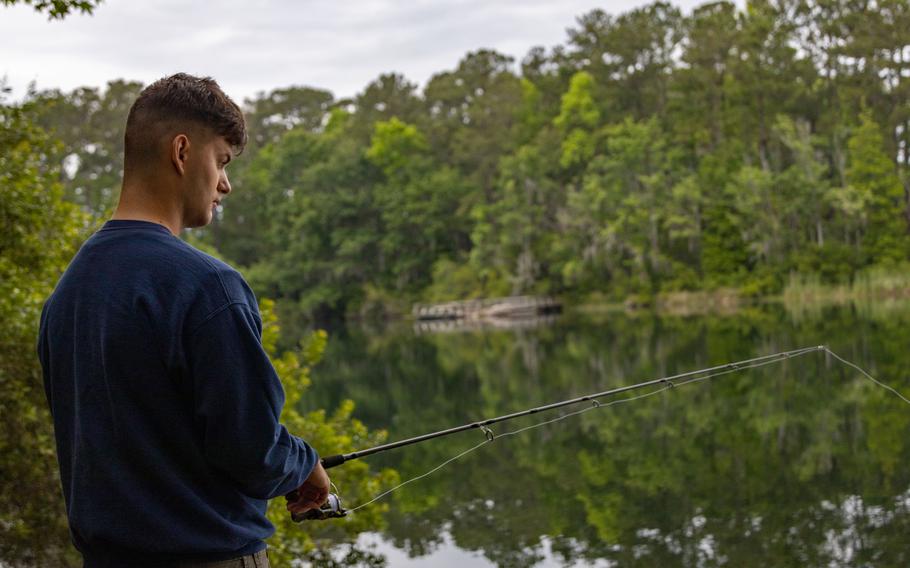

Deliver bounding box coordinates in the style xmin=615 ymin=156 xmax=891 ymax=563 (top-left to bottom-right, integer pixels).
xmin=186 ymin=301 xmax=319 ymax=500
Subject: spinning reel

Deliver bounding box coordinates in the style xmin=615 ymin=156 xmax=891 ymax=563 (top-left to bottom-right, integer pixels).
xmin=287 ymin=492 xmax=347 ymax=522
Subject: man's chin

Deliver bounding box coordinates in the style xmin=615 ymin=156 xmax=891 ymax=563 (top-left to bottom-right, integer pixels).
xmin=185 ymin=213 xmax=213 ymax=229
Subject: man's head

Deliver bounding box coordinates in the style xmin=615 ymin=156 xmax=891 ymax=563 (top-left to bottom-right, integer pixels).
xmin=122 ymin=73 xmax=247 ymax=228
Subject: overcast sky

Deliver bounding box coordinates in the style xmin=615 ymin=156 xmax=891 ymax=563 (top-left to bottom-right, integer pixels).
xmin=2 ymin=0 xmax=714 ymax=104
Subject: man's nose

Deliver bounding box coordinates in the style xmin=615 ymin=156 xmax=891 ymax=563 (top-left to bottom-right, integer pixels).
xmin=219 ymin=171 xmax=232 ymax=195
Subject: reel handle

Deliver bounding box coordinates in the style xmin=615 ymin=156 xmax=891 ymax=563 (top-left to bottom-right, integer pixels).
xmin=286 ymin=492 xmax=347 ymax=522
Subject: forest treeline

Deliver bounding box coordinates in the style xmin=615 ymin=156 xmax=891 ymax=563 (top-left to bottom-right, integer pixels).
xmin=20 ymin=0 xmax=910 ymax=321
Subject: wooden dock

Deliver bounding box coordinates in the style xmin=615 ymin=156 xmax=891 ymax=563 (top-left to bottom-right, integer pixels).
xmin=413 ymin=312 xmax=559 ymax=334
xmin=413 ymin=296 xmax=561 ymax=321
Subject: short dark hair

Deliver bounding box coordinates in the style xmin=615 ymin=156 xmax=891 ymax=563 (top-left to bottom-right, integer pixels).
xmin=123 ymin=73 xmax=247 ymax=172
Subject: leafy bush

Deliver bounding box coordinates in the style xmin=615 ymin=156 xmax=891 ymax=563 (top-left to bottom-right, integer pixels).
xmin=259 ymin=299 xmax=399 ymax=565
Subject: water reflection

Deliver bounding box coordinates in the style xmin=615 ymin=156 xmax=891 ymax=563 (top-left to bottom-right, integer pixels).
xmin=412 ymin=313 xmax=560 ymax=335
xmin=4 ymin=303 xmax=909 ymax=566
xmin=304 ymin=304 xmax=910 ymax=567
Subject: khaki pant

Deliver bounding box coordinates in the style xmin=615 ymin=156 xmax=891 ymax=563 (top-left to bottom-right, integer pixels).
xmin=173 ymin=549 xmax=270 ymax=568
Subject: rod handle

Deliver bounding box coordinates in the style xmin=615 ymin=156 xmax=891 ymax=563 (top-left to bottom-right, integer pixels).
xmin=321 ymin=454 xmax=346 ymax=469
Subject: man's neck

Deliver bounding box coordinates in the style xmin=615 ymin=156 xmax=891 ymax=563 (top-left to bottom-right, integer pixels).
xmin=113 ymin=182 xmax=182 ymax=236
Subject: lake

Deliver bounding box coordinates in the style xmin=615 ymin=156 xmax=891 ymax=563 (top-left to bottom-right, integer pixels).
xmin=4 ymin=302 xmax=908 ymax=567
xmin=297 ymin=302 xmax=910 ymax=567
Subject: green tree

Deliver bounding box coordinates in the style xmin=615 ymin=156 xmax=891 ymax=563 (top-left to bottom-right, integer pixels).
xmin=554 ymin=71 xmax=600 ymax=172
xmin=698 ymin=156 xmax=750 ymax=286
xmin=566 ymin=3 xmax=683 ymax=120
xmin=422 ymin=50 xmax=523 ymax=202
xmin=728 ymin=0 xmax=815 ymax=172
xmin=350 ymin=73 xmax=423 ymax=142
xmin=670 ymin=1 xmax=739 ymax=154
xmin=0 ymin=96 xmax=90 ymax=566
xmin=365 ymin=118 xmax=468 ymax=296
xmin=240 ymin=113 xmax=382 ymax=320
xmin=29 ymin=80 xmax=144 ymax=219
xmin=846 ymin=110 xmax=910 ymax=264
xmin=566 ymin=117 xmax=672 ymax=295
xmin=258 ymin=300 xmax=397 ymax=565
xmin=470 ymin=144 xmax=562 ymax=295
xmin=243 ymin=86 xmax=334 ymax=149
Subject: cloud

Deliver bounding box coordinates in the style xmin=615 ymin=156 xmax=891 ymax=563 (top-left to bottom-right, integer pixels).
xmin=1 ymin=0 xmax=713 ymax=102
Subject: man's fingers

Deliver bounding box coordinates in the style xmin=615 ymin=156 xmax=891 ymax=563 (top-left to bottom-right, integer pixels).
xmin=286 ymin=500 xmax=321 ymax=511
xmin=295 ymin=486 xmax=325 ymax=502
xmin=286 ymin=490 xmax=328 ymax=508
xmin=288 ymin=498 xmax=326 ymax=514
xmin=286 ymin=469 xmax=332 ymax=519
xmin=288 ymin=499 xmax=324 ymax=514
xmin=290 ymin=487 xmax=329 ymax=505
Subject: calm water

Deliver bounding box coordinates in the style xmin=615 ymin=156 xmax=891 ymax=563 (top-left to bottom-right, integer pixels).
xmin=5 ymin=304 xmax=909 ymax=566
xmin=299 ymin=303 xmax=910 ymax=567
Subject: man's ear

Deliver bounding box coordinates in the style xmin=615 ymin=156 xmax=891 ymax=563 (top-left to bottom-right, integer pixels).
xmin=171 ymin=134 xmax=191 ymax=176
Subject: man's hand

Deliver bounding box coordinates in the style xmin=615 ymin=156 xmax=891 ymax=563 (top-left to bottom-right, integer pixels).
xmin=286 ymin=461 xmax=331 ymax=516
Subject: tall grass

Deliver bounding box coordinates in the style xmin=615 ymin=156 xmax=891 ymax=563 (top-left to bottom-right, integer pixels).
xmin=783 ymin=264 xmax=910 ymax=320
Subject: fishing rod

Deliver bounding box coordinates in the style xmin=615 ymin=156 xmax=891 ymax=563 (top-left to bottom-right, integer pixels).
xmin=289 ymin=345 xmax=824 ymax=521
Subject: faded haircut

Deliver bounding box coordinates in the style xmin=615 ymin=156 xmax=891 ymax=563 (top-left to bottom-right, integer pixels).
xmin=123 ymin=73 xmax=247 ymax=173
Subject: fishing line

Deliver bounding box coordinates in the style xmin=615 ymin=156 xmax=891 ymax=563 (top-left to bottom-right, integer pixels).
xmin=824 ymin=348 xmax=910 ymax=405
xmin=348 ymin=378 xmax=686 ymax=513
xmin=329 ymin=346 xmax=910 ymax=516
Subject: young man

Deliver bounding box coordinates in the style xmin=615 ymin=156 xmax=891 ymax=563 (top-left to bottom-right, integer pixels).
xmin=37 ymin=73 xmax=329 ymax=567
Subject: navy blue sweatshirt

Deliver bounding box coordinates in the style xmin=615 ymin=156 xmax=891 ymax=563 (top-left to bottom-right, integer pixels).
xmin=37 ymin=220 xmax=319 ymax=566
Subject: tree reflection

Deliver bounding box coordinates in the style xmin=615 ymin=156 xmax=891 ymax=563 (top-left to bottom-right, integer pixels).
xmin=11 ymin=303 xmax=904 ymax=566
xmin=307 ymin=305 xmax=910 ymax=566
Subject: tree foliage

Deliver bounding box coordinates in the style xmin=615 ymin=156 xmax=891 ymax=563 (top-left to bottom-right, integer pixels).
xmin=19 ymin=0 xmax=910 ymax=320
xmin=258 ymin=299 xmax=398 ymax=565
xmin=0 ymin=0 xmax=100 ymax=19
xmin=0 ymin=96 xmax=89 ymax=566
